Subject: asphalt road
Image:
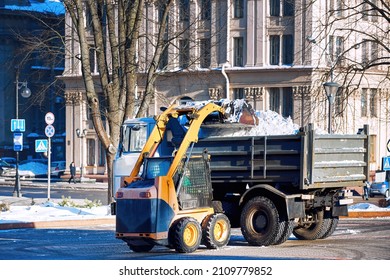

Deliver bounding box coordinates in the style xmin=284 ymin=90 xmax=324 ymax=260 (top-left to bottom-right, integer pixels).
xmin=0 ymin=218 xmax=389 ymax=260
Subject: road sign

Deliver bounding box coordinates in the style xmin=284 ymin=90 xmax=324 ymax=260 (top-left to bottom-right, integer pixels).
xmin=13 ymin=132 xmax=23 ymax=151
xmin=45 ymin=124 xmax=55 ymax=138
xmin=387 ymin=139 xmax=390 ymax=153
xmin=45 ymin=112 xmax=55 ymax=125
xmin=11 ymin=119 xmax=25 ymax=132
xmin=35 ymin=139 xmax=48 ymax=153
xmin=383 ymin=157 xmax=390 ymax=171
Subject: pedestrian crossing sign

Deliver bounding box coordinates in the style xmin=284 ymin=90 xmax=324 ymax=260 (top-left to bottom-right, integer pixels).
xmin=383 ymin=157 xmax=390 ymax=171
xmin=35 ymin=139 xmax=48 ymax=153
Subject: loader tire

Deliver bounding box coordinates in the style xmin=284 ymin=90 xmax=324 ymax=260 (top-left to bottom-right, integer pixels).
xmin=202 ymin=213 xmax=231 ymax=249
xmin=293 ymin=209 xmax=330 ymax=240
xmin=240 ymin=196 xmax=280 ymax=246
xmin=169 ymin=217 xmax=202 ymax=253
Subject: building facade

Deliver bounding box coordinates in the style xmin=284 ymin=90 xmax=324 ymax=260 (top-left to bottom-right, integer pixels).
xmin=62 ymin=0 xmax=389 ymax=175
xmin=0 ymin=0 xmax=65 ymax=162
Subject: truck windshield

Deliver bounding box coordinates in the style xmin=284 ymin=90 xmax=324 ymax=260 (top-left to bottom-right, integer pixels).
xmin=122 ymin=124 xmax=147 ymax=153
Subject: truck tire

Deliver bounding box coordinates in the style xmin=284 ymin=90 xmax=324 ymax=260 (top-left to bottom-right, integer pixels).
xmin=240 ymin=196 xmax=280 ymax=246
xmin=169 ymin=217 xmax=202 ymax=253
xmin=293 ymin=209 xmax=330 ymax=240
xmin=202 ymin=213 xmax=231 ymax=249
xmin=273 ymin=219 xmax=294 ymax=245
xmin=128 ymin=244 xmax=154 ymax=253
xmin=318 ymin=211 xmax=339 ymax=239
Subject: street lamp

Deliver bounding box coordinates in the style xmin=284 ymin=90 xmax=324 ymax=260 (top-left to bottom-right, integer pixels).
xmin=13 ymin=74 xmax=31 ymax=197
xmin=76 ymin=128 xmax=87 ymax=182
xmin=323 ymin=81 xmax=340 ymax=134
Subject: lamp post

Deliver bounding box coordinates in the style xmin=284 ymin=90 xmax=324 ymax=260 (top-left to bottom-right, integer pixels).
xmin=13 ymin=73 xmax=31 ymax=197
xmin=323 ymin=81 xmax=340 ymax=134
xmin=76 ymin=128 xmax=87 ymax=182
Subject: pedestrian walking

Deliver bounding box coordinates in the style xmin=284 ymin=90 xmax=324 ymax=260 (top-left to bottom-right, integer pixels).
xmin=68 ymin=161 xmax=76 ymax=184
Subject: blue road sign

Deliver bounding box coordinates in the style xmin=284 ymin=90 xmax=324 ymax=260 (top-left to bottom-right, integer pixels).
xmin=11 ymin=119 xmax=25 ymax=132
xmin=35 ymin=139 xmax=48 ymax=153
xmin=13 ymin=132 xmax=23 ymax=151
xmin=45 ymin=124 xmax=55 ymax=138
xmin=383 ymin=157 xmax=390 ymax=171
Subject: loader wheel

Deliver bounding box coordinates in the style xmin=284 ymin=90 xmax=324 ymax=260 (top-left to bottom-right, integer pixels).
xmin=240 ymin=196 xmax=280 ymax=246
xmin=293 ymin=209 xmax=330 ymax=240
xmin=202 ymin=213 xmax=231 ymax=249
xmin=128 ymin=244 xmax=154 ymax=253
xmin=169 ymin=217 xmax=202 ymax=253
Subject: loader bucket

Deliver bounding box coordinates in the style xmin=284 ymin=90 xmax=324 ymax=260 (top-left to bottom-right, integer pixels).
xmin=220 ymin=99 xmax=259 ymax=126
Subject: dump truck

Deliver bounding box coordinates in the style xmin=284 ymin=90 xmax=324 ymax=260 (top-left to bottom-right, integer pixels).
xmin=112 ymin=101 xmax=370 ymax=252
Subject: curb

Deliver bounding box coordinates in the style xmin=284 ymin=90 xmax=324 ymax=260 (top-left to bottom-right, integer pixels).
xmin=343 ymin=211 xmax=390 ymax=218
xmin=0 ymin=217 xmax=115 ymax=230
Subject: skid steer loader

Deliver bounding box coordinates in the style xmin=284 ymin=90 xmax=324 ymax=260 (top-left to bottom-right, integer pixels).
xmin=113 ymin=102 xmax=232 ymax=253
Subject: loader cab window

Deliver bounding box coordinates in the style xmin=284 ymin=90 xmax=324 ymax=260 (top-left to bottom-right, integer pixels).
xmin=143 ymin=157 xmax=173 ymax=179
xmin=121 ymin=124 xmax=148 ymax=153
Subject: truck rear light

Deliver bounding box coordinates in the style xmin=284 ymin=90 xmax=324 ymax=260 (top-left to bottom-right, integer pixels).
xmin=139 ymin=191 xmax=151 ymax=198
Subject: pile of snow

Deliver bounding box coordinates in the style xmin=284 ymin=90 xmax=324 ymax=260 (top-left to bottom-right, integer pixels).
xmin=349 ymin=203 xmax=390 ymax=212
xmin=184 ymin=99 xmax=300 ymax=136
xmin=0 ymin=201 xmax=112 ymax=224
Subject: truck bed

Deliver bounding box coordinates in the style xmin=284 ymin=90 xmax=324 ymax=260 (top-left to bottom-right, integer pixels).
xmin=190 ymin=125 xmax=369 ymax=190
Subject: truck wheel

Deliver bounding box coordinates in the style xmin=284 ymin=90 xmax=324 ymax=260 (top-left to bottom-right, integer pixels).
xmin=273 ymin=219 xmax=294 ymax=245
xmin=319 ymin=216 xmax=339 ymax=239
xmin=240 ymin=196 xmax=280 ymax=246
xmin=293 ymin=209 xmax=330 ymax=240
xmin=202 ymin=213 xmax=231 ymax=249
xmin=128 ymin=244 xmax=154 ymax=253
xmin=169 ymin=217 xmax=202 ymax=253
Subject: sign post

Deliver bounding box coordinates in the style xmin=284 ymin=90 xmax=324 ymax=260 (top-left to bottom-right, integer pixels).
xmin=45 ymin=113 xmax=55 ymax=200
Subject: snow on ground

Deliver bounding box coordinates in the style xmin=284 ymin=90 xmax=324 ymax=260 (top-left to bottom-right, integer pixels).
xmin=0 ymin=201 xmax=112 ymax=224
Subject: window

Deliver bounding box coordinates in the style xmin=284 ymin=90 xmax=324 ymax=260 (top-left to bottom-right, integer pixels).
xmin=159 ymin=41 xmax=169 ymax=70
xmin=201 ymin=0 xmax=211 ymax=20
xmin=270 ymin=35 xmax=280 ymax=65
xmin=179 ymin=39 xmax=190 ymax=68
xmin=233 ymin=88 xmax=245 ymax=99
xmin=234 ymin=37 xmax=244 ymax=66
xmin=89 ymin=46 xmax=98 ymax=74
xmin=282 ymin=35 xmax=294 ymax=65
xmin=370 ymin=89 xmax=378 ymax=117
xmin=335 ymin=88 xmax=344 ymax=116
xmin=328 ymin=36 xmax=344 ymax=66
xmin=361 ymin=89 xmax=368 ymax=117
xmin=269 ymin=88 xmax=293 ymax=118
xmin=283 ymin=0 xmax=294 ymax=16
xmin=361 ymin=41 xmax=368 ymax=65
xmin=200 ymin=38 xmax=211 ymax=68
xmin=179 ymin=0 xmax=190 ymax=21
xmin=270 ymin=0 xmax=280 ymax=16
xmin=87 ymin=139 xmax=95 ymax=166
xmin=234 ymin=0 xmax=244 ymax=18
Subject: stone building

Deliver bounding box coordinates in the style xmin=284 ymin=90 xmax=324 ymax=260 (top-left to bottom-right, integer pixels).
xmin=62 ymin=0 xmax=389 ymax=176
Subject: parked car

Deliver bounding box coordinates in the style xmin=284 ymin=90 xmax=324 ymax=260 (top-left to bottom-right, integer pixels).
xmin=50 ymin=161 xmax=66 ymax=177
xmin=0 ymin=159 xmax=16 ymax=176
xmin=0 ymin=157 xmax=17 ymax=167
xmin=369 ymin=170 xmax=390 ymax=198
